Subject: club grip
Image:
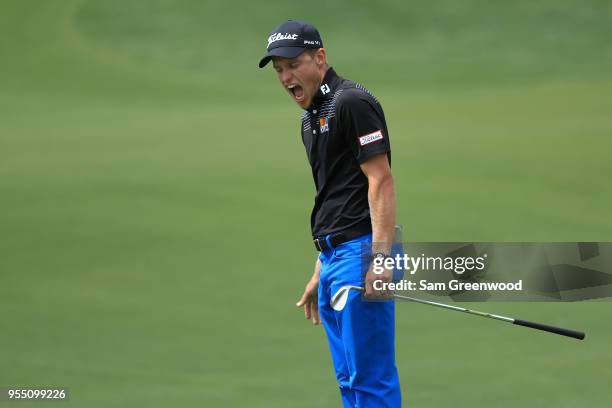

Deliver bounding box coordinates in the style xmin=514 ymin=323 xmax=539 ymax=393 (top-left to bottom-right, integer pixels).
xmin=513 ymin=319 xmax=585 ymax=340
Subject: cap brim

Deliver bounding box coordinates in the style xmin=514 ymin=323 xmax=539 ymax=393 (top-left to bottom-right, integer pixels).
xmin=258 ymin=47 xmax=307 ymax=68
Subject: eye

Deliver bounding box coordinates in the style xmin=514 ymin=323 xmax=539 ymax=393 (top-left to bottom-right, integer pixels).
xmin=290 ymin=62 xmax=299 ymax=68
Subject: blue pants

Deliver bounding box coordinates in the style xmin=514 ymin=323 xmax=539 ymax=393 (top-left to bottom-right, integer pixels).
xmin=318 ymin=234 xmax=402 ymax=408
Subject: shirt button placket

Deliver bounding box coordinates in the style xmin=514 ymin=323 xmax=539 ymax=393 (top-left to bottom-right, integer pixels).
xmin=311 ymin=112 xmax=318 ymax=135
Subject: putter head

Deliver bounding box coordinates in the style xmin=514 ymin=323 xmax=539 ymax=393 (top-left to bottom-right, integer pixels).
xmin=330 ymin=285 xmax=364 ymax=311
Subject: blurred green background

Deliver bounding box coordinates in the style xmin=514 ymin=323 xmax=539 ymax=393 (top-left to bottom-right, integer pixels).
xmin=1 ymin=0 xmax=611 ymax=406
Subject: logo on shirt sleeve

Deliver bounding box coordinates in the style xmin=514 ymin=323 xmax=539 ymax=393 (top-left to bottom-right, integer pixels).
xmin=319 ymin=116 xmax=329 ymax=133
xmin=358 ymin=130 xmax=384 ymax=146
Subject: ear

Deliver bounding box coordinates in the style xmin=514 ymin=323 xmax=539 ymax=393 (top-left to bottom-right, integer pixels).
xmin=315 ymin=48 xmax=327 ymax=68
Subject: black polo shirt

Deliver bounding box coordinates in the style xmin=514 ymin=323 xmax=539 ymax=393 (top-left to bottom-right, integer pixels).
xmin=301 ymin=67 xmax=391 ymax=238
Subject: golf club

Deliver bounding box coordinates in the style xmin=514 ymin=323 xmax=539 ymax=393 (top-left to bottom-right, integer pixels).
xmin=330 ymin=285 xmax=586 ymax=340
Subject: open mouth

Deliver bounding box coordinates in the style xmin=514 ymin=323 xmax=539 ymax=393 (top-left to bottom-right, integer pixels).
xmin=288 ymin=84 xmax=305 ymax=102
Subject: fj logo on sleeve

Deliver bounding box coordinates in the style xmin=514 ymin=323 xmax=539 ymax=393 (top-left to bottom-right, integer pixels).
xmin=359 ymin=130 xmax=384 ymax=146
xmin=320 ymin=84 xmax=330 ymax=95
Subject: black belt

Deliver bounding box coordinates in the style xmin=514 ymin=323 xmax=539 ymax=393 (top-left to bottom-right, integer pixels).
xmin=313 ymin=229 xmax=367 ymax=251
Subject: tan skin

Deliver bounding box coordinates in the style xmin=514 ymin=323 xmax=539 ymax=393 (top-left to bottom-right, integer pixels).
xmin=272 ymin=50 xmax=396 ymax=325
xmin=272 ymin=49 xmax=328 ymax=109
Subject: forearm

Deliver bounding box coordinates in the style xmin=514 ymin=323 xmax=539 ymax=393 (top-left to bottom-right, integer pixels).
xmin=313 ymin=256 xmax=321 ymax=279
xmin=368 ymin=172 xmax=396 ymax=255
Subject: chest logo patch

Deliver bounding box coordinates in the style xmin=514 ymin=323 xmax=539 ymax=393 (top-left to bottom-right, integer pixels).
xmin=359 ymin=130 xmax=384 ymax=146
xmin=319 ymin=116 xmax=330 ymax=133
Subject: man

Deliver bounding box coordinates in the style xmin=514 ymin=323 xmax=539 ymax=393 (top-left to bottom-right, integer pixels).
xmin=259 ymin=20 xmax=401 ymax=408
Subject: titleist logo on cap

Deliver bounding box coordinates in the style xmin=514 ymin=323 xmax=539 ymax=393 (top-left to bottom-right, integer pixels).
xmin=258 ymin=20 xmax=323 ymax=68
xmin=267 ymin=33 xmax=298 ymax=47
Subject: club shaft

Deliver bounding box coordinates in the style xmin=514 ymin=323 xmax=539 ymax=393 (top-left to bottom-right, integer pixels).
xmin=393 ymin=293 xmax=513 ymax=322
xmin=390 ymin=293 xmax=585 ymax=340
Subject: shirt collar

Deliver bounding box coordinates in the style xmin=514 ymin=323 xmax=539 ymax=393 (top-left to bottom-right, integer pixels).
xmin=309 ymin=67 xmax=340 ymax=109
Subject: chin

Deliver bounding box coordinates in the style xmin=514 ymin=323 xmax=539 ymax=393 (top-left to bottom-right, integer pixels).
xmin=297 ymin=98 xmax=310 ymax=109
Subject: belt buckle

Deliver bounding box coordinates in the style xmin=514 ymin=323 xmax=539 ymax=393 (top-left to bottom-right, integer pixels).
xmin=313 ymin=238 xmax=324 ymax=251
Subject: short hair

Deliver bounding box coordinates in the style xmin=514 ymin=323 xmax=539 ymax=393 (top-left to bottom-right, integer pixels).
xmin=304 ymin=48 xmax=328 ymax=67
xmin=304 ymin=49 xmax=318 ymax=57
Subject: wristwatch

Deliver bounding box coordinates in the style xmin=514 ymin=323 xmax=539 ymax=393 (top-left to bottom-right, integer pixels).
xmin=372 ymin=252 xmax=391 ymax=262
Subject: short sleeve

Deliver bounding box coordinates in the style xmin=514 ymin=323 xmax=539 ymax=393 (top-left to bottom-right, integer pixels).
xmin=338 ymin=90 xmax=390 ymax=164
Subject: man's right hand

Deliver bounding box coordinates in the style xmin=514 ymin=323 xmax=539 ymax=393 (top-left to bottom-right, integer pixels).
xmin=296 ymin=259 xmax=321 ymax=325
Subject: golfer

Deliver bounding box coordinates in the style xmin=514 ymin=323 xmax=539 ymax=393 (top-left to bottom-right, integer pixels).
xmin=259 ymin=20 xmax=401 ymax=407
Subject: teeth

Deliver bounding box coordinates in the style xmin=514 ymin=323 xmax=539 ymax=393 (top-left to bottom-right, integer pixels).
xmin=288 ymin=84 xmax=296 ymax=89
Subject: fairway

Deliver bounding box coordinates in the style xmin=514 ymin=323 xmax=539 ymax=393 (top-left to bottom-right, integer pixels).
xmin=1 ymin=1 xmax=611 ymax=407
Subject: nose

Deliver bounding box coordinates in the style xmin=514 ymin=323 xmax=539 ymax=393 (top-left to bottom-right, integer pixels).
xmin=279 ymin=70 xmax=292 ymax=86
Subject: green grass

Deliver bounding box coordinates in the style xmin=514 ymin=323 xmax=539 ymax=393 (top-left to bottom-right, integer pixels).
xmin=1 ymin=1 xmax=611 ymax=407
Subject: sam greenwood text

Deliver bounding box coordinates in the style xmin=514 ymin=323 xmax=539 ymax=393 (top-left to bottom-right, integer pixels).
xmin=373 ymin=280 xmax=523 ymax=291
